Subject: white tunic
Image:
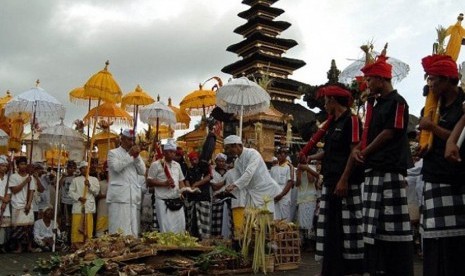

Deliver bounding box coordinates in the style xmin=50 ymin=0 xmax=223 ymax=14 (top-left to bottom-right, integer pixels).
xmin=232 ymin=148 xmax=281 ymax=212
xmin=107 ymin=147 xmax=146 ymax=204
xmin=107 ymin=147 xmax=146 ymax=236
xmin=68 ymin=176 xmax=100 ymax=214
xmin=33 ymin=219 xmax=57 ymax=240
xmin=147 ymin=159 xmax=185 ymax=233
xmin=0 ymin=177 xmax=11 ymax=218
xmin=9 ymin=173 xmax=37 ymax=210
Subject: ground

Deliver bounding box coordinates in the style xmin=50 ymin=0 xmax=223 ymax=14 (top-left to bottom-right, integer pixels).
xmin=0 ymin=251 xmax=423 ymax=275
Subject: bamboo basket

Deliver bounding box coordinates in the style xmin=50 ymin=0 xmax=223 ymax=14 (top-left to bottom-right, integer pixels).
xmin=272 ymin=230 xmax=301 ymax=271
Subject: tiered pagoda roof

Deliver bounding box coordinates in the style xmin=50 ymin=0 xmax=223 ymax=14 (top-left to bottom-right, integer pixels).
xmin=222 ymin=0 xmax=307 ymax=103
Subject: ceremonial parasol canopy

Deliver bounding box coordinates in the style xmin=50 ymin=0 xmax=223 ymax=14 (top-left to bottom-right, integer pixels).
xmin=180 ymin=85 xmax=216 ymax=117
xmin=83 ymin=61 xmax=122 ymax=104
xmin=69 ymin=87 xmax=99 ymax=105
xmin=122 ymin=84 xmax=155 ymax=135
xmin=38 ymin=119 xmax=84 ymax=148
xmin=5 ymin=80 xmax=65 ymax=123
xmin=139 ymin=102 xmax=176 ymax=127
xmin=167 ymin=97 xmax=190 ymax=130
xmin=83 ymin=102 xmax=133 ymax=126
xmin=338 ymin=49 xmax=410 ymax=84
xmin=4 ymin=80 xmax=66 ymax=160
xmin=122 ymin=84 xmax=155 ymax=107
xmin=216 ymin=77 xmax=270 ymax=138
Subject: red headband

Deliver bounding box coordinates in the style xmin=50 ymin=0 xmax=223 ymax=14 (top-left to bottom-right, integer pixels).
xmin=188 ymin=151 xmax=199 ymax=160
xmin=317 ymin=85 xmax=352 ymax=99
xmin=422 ymin=55 xmax=458 ymax=78
xmin=361 ymin=55 xmax=392 ymax=79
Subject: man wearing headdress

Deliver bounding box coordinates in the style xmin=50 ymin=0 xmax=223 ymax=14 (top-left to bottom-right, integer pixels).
xmin=184 ymin=151 xmax=212 ymax=238
xmin=147 ymin=139 xmax=186 ymax=233
xmin=224 ymin=135 xmax=281 ymax=213
xmin=353 ymin=56 xmax=414 ymax=275
xmin=9 ymin=156 xmax=37 ymax=253
xmin=307 ymin=85 xmax=364 ymax=275
xmin=107 ymin=128 xmax=146 ymax=237
xmin=419 ymin=55 xmax=465 ymax=276
xmin=69 ymin=161 xmax=100 ymax=247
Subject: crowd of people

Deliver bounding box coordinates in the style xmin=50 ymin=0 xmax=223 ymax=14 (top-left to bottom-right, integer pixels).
xmin=0 ymin=54 xmax=464 ymax=276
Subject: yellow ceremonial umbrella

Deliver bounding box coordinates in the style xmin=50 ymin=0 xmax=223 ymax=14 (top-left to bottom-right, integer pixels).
xmin=80 ymin=60 xmax=122 ymax=241
xmin=83 ymin=102 xmax=133 ymax=126
xmin=83 ymin=61 xmax=122 ymax=103
xmin=0 ymin=91 xmax=31 ymax=152
xmin=168 ymin=97 xmax=191 ymax=129
xmin=69 ymin=87 xmax=100 ymax=106
xmin=69 ymin=87 xmax=100 ymax=145
xmin=0 ymin=90 xmax=12 ymax=109
xmin=180 ymin=85 xmax=216 ymax=117
xmin=122 ymin=84 xmax=155 ymax=136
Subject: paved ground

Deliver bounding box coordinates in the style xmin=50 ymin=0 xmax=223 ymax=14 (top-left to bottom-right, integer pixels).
xmin=0 ymin=251 xmax=422 ymax=275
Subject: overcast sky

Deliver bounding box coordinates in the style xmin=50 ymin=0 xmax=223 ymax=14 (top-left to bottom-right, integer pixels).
xmin=1 ymin=0 xmax=463 ymax=130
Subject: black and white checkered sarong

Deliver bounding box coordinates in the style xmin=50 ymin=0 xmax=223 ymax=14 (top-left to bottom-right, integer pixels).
xmin=363 ymin=170 xmax=412 ymax=244
xmin=421 ymin=182 xmax=465 ymax=238
xmin=211 ymin=201 xmax=224 ymax=236
xmin=186 ymin=201 xmax=211 ymax=237
xmin=316 ymin=183 xmax=364 ymax=260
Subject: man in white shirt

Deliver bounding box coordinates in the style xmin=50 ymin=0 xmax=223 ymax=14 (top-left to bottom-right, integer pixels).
xmin=9 ymin=156 xmax=37 ymax=253
xmin=69 ymin=161 xmax=100 ymax=247
xmin=107 ymin=129 xmax=146 ymax=237
xmin=224 ymin=135 xmax=281 ymax=213
xmin=270 ymin=147 xmax=294 ymax=221
xmin=147 ymin=139 xmax=186 ymax=233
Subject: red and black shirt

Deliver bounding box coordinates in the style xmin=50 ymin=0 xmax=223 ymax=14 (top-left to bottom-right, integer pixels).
xmin=422 ymin=88 xmax=465 ymax=185
xmin=365 ymin=90 xmax=411 ymax=174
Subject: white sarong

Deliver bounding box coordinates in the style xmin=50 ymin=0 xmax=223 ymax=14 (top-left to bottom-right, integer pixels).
xmin=108 ymin=203 xmax=140 ymax=237
xmin=154 ymin=198 xmax=185 ymax=234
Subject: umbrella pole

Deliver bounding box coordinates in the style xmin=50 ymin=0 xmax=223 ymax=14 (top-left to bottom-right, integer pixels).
xmin=52 ymin=144 xmax=62 ymax=252
xmin=29 ymin=101 xmax=38 ymax=163
xmin=87 ymin=98 xmax=91 ymax=154
xmin=82 ymin=98 xmax=101 ymax=242
xmin=133 ymin=105 xmax=138 ymax=143
xmin=156 ymin=117 xmax=159 ymax=144
xmin=239 ymin=105 xmax=244 ymax=140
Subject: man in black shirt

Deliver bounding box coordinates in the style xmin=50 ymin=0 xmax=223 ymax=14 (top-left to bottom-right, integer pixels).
xmin=310 ymin=85 xmax=365 ymax=276
xmin=184 ymin=151 xmax=212 ymax=239
xmin=353 ymin=55 xmax=414 ymax=275
xmin=419 ymin=54 xmax=465 ymax=276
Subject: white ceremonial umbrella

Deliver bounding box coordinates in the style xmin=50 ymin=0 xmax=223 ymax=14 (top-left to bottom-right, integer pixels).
xmin=216 ymin=77 xmax=270 ymax=139
xmin=140 ymin=102 xmax=176 ymax=129
xmin=0 ymin=129 xmax=9 ymax=146
xmin=139 ymin=102 xmax=176 ymax=161
xmin=4 ymin=80 xmax=66 ymax=162
xmin=338 ymin=52 xmax=410 ymax=85
xmin=38 ymin=119 xmax=84 ymax=252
